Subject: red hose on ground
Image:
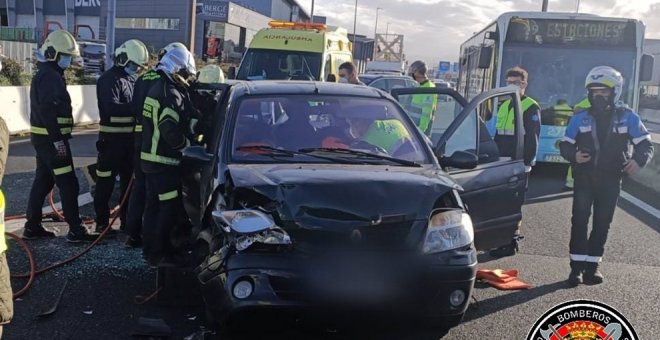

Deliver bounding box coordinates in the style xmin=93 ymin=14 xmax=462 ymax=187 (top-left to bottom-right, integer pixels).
xmin=4 ymin=233 xmax=36 ymax=299
xmin=6 ymin=177 xmax=134 ymax=297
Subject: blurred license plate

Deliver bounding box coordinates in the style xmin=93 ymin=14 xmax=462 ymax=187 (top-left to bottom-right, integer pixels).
xmin=544 ymin=155 xmax=565 ymax=162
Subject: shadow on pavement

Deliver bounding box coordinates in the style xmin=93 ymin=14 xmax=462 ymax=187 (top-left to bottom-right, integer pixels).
xmin=462 ymin=280 xmax=568 ymax=323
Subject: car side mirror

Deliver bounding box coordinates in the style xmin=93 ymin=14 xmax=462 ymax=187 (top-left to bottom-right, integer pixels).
xmin=182 ymin=145 xmax=213 ymax=165
xmin=640 ymin=54 xmax=654 ymax=83
xmin=227 ymin=66 xmax=236 ymax=80
xmin=326 ymin=73 xmax=337 ymax=82
xmin=439 ymin=150 xmax=478 ymax=169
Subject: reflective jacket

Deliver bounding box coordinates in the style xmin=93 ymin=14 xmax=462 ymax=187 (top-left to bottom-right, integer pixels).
xmin=560 ymin=108 xmax=654 ymax=177
xmin=410 ymin=80 xmax=437 ymax=134
xmin=97 ymin=65 xmax=137 ymax=135
xmin=132 ymin=70 xmax=162 ymax=145
xmin=495 ymin=96 xmax=541 ymax=165
xmin=140 ymin=71 xmax=192 ymax=173
xmin=29 ymin=62 xmax=73 ymax=144
xmin=363 ymin=119 xmax=410 ymax=154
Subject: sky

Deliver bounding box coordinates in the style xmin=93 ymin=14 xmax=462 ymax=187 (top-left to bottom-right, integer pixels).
xmin=297 ymin=0 xmax=660 ymax=67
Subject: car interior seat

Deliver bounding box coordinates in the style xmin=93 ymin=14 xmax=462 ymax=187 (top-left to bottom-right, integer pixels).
xmin=275 ymin=101 xmax=318 ymax=150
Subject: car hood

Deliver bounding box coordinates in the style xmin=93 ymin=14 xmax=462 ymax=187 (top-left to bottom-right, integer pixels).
xmin=226 ymin=164 xmax=460 ymax=230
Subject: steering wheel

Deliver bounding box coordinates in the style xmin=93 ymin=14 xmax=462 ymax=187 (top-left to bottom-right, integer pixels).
xmin=350 ymin=140 xmax=388 ymax=155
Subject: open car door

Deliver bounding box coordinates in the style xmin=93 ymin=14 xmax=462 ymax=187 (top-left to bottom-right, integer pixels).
xmin=391 ymin=86 xmax=526 ymax=251
xmin=181 ymin=83 xmax=231 ymax=229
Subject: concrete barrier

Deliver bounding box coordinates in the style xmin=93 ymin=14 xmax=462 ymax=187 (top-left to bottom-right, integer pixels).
xmin=640 ymin=108 xmax=660 ymax=125
xmin=0 ymin=85 xmax=99 ymax=135
xmin=629 ymin=140 xmax=660 ymax=195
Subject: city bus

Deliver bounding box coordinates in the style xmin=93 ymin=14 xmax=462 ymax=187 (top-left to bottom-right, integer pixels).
xmin=457 ymin=11 xmax=654 ymax=164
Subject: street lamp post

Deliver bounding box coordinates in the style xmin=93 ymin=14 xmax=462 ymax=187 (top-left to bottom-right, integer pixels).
xmin=352 ymin=0 xmax=358 ymax=57
xmin=374 ymin=7 xmax=382 ymax=39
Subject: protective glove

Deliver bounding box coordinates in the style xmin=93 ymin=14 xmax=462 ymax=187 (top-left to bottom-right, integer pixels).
xmin=53 ymin=140 xmax=67 ymax=158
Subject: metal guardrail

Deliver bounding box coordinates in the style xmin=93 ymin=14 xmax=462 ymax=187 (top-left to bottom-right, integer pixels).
xmin=0 ymin=27 xmax=37 ymax=43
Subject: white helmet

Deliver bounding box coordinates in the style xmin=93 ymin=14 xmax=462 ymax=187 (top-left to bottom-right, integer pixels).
xmin=114 ymin=39 xmax=149 ymax=68
xmin=157 ymin=48 xmax=197 ymax=88
xmin=158 ymin=42 xmax=187 ymax=61
xmin=585 ymin=66 xmax=624 ymax=104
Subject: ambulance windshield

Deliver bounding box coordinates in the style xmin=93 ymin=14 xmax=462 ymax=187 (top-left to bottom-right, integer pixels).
xmin=237 ymin=49 xmax=322 ymax=81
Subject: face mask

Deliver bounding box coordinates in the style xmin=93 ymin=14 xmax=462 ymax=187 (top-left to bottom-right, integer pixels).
xmin=588 ymin=92 xmax=612 ymax=112
xmin=57 ymin=55 xmax=72 ymax=70
xmin=125 ymin=63 xmax=139 ymax=76
xmin=339 ymin=76 xmax=349 ymax=84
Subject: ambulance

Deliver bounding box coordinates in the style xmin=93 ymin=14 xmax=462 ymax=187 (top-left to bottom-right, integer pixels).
xmin=233 ymin=21 xmax=353 ymax=81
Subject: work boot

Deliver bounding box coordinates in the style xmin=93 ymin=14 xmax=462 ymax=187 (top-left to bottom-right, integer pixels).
xmin=583 ymin=262 xmax=604 ymax=285
xmin=124 ymin=236 xmax=142 ymax=248
xmin=94 ymin=223 xmax=119 ymax=237
xmin=66 ymin=227 xmax=98 ymax=243
xmin=567 ymin=261 xmax=585 ymax=287
xmin=22 ymin=225 xmax=56 ymax=239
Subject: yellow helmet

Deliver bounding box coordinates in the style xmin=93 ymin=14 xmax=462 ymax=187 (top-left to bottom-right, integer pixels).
xmin=115 ymin=39 xmax=149 ymax=67
xmin=158 ymin=42 xmax=187 ymax=61
xmin=197 ymin=64 xmax=225 ymax=84
xmin=40 ymin=30 xmax=80 ymax=61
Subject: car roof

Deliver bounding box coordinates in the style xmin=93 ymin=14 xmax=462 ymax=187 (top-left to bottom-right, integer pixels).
xmin=230 ymin=80 xmax=386 ymax=98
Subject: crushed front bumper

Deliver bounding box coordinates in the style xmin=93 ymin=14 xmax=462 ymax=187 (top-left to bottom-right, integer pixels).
xmin=197 ymin=247 xmax=477 ymax=325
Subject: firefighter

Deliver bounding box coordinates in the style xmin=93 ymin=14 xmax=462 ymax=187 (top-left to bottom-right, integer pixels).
xmin=124 ymin=42 xmax=189 ymax=248
xmin=23 ymin=30 xmax=96 ymax=242
xmin=407 ymin=60 xmax=437 ymax=135
xmin=93 ymin=39 xmax=149 ymax=235
xmin=0 ymin=116 xmax=13 ymax=336
xmin=140 ymin=48 xmax=197 ymax=266
xmin=190 ymin=64 xmax=225 ymax=145
xmin=560 ymin=66 xmax=653 ymax=286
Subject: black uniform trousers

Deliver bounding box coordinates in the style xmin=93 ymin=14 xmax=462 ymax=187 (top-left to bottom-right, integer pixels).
xmin=569 ymin=172 xmax=621 ymax=259
xmin=125 ymin=137 xmax=145 ymax=240
xmin=26 ymin=140 xmax=83 ymax=232
xmin=93 ymin=135 xmax=133 ymax=227
xmin=143 ymin=167 xmax=183 ymax=261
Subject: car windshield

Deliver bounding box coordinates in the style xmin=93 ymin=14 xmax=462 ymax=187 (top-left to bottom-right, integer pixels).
xmin=501 ymin=45 xmax=636 ymax=125
xmin=236 ymin=49 xmax=322 ymax=81
xmin=81 ymin=44 xmax=105 ymax=57
xmin=230 ymin=95 xmax=431 ymax=165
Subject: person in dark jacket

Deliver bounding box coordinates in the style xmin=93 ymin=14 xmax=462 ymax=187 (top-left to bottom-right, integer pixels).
xmin=124 ymin=42 xmax=189 ymax=248
xmin=560 ymin=66 xmax=654 ymax=286
xmin=23 ymin=30 xmax=96 ymax=242
xmin=140 ymin=47 xmax=197 ymax=266
xmin=93 ymin=39 xmax=149 ymax=235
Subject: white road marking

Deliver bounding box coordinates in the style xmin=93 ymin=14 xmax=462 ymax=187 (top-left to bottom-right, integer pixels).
xmin=620 ymin=190 xmax=660 ymax=220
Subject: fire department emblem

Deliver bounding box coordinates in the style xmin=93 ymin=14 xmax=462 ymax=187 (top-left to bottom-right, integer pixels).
xmin=526 ymin=300 xmax=637 ymax=340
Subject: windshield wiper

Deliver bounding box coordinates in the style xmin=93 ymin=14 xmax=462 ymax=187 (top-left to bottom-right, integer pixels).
xmin=298 ymin=148 xmax=421 ymax=167
xmin=235 ymin=145 xmax=363 ymax=164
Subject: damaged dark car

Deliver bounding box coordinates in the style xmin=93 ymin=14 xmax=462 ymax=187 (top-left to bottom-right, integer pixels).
xmin=180 ymin=81 xmax=527 ymax=335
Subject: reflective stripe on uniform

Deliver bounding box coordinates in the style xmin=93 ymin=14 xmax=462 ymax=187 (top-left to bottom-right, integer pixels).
xmin=160 ymin=107 xmax=180 ymax=123
xmin=99 ymin=125 xmax=135 ymax=133
xmin=140 ymin=152 xmax=180 ymax=166
xmin=57 ymin=117 xmax=73 ymax=124
xmin=158 ymin=190 xmax=178 ymax=201
xmin=96 ymin=169 xmax=113 ymax=178
xmin=110 ymin=116 xmax=135 ymax=124
xmin=31 ymin=126 xmax=72 ymax=135
xmin=134 ymin=125 xmax=143 ymax=132
xmin=53 ymin=165 xmax=73 ymax=175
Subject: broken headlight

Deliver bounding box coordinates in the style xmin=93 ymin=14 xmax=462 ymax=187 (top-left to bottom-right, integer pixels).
xmin=422 ymin=209 xmax=474 ymax=254
xmin=212 ymin=209 xmax=292 ymax=251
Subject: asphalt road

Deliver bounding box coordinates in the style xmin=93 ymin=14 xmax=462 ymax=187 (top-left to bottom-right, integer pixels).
xmin=2 ymin=132 xmax=659 ymax=339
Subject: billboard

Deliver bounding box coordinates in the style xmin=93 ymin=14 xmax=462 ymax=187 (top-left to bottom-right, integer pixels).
xmin=74 ymin=0 xmax=102 ymax=16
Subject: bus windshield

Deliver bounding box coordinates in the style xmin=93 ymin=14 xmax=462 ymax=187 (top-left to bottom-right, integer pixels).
xmin=500 ymin=45 xmax=636 ymax=123
xmin=237 ymin=48 xmax=323 ymax=81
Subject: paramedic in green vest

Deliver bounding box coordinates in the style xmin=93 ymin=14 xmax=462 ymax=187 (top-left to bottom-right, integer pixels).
xmin=346 ymin=116 xmax=414 ymax=157
xmin=552 ymin=99 xmax=574 ymax=126
xmin=408 ymin=60 xmax=437 ymax=135
xmin=495 ymin=66 xmax=541 ymax=171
